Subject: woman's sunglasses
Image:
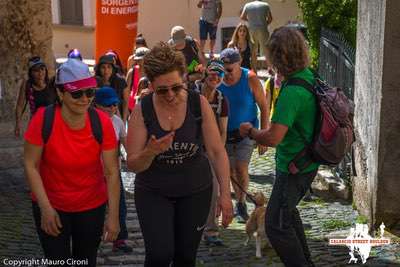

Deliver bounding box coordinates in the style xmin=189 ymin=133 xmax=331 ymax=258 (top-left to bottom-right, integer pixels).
xmin=69 ymin=88 xmax=96 ymax=99
xmin=104 ymin=103 xmax=118 ymax=108
xmin=155 ymin=84 xmax=185 ymax=95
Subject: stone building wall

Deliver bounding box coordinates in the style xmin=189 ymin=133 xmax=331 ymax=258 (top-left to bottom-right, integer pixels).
xmin=354 ymin=0 xmax=400 ymax=230
xmin=0 ymin=0 xmax=53 ymax=136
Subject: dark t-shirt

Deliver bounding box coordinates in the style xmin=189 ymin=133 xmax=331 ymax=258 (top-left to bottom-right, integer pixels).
xmin=135 ymin=92 xmax=213 ymax=197
xmin=27 ymin=80 xmax=57 ymax=116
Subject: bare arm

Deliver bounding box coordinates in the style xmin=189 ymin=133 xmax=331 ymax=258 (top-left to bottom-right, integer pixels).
xmin=201 ymin=97 xmax=230 ymax=198
xmin=24 ymin=141 xmax=62 ymax=236
xmin=240 ymin=6 xmax=248 ymax=21
xmin=249 ymin=73 xmax=269 ymax=129
xmin=267 ymin=9 xmax=273 ymax=25
xmin=218 ymin=116 xmax=228 ymax=144
xmin=122 ymin=86 xmax=130 ymax=123
xmin=102 ymin=148 xmax=120 ymax=241
xmin=125 ymin=68 xmax=133 ymax=93
xmin=242 ymin=122 xmax=288 ymax=147
xmin=201 ymin=96 xmax=233 ymax=227
xmin=216 ymin=2 xmax=222 ymax=21
xmin=127 ymin=55 xmax=134 ymax=71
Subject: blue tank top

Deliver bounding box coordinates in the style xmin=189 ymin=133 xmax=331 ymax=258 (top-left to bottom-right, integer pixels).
xmin=218 ymin=68 xmax=259 ymax=131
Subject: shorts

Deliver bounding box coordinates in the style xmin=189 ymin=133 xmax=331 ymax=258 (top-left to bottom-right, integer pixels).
xmin=199 ymin=19 xmax=217 ymax=40
xmin=249 ymin=28 xmax=270 ymax=55
xmin=225 ymin=137 xmax=255 ymax=165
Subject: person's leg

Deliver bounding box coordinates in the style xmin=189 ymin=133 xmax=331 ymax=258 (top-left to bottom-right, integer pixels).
xmin=225 ymin=143 xmax=241 ymax=202
xmin=203 ymin=172 xmax=223 ymax=245
xmin=265 ymin=170 xmax=318 ymax=267
xmin=209 ymin=23 xmax=218 ymax=57
xmin=249 ymin=29 xmax=260 ymax=56
xmin=113 ymin=173 xmax=132 ymax=252
xmin=199 ymin=19 xmax=208 ymax=53
xmin=233 ymin=138 xmax=255 ymax=222
xmin=259 ymin=29 xmax=270 ymax=66
xmin=135 ymin=187 xmax=175 ymax=267
xmin=172 ymin=186 xmax=213 ymax=267
xmin=71 ymin=203 xmax=106 ymax=267
xmin=32 ymin=202 xmax=72 ymax=266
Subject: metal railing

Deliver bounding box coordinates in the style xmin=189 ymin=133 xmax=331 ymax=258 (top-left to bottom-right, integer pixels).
xmin=318 ymin=27 xmax=355 ymax=185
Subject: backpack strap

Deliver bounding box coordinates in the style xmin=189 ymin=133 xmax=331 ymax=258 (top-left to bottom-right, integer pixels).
xmin=42 ymin=104 xmax=56 ymax=144
xmin=286 ymin=78 xmax=315 ymax=94
xmin=141 ymin=93 xmax=156 ymax=131
xmin=269 ymin=77 xmax=275 ymax=102
xmin=88 ymin=107 xmax=103 ymax=145
xmin=188 ymin=90 xmax=202 ymax=139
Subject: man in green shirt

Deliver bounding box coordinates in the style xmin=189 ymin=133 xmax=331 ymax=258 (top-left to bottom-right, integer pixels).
xmin=240 ymin=27 xmax=319 ymax=267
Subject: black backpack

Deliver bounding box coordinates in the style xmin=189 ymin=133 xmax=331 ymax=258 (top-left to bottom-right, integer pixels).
xmin=42 ymin=104 xmax=103 ymax=145
xmin=141 ymin=90 xmax=202 ymax=139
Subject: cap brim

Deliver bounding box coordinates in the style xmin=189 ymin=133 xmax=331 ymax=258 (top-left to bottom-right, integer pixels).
xmin=62 ymin=77 xmax=97 ymax=92
xmin=134 ymin=56 xmax=144 ymax=60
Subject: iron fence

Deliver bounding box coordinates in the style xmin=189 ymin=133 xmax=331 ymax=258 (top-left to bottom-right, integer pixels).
xmin=318 ymin=27 xmax=355 ymax=185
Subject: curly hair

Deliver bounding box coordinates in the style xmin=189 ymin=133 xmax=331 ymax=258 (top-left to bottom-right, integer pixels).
xmin=267 ymin=27 xmax=310 ymax=77
xmin=143 ymin=42 xmax=186 ymax=82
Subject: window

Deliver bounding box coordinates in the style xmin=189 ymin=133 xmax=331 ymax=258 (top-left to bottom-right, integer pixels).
xmin=221 ymin=27 xmax=236 ymax=49
xmin=59 ymin=0 xmax=83 ymax=25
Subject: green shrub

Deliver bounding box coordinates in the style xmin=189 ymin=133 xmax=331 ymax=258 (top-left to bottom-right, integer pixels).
xmin=296 ymin=0 xmax=358 ymax=66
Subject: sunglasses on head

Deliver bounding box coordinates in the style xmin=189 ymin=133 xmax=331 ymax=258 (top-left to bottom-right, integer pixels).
xmin=155 ymin=84 xmax=185 ymax=95
xmin=69 ymin=88 xmax=96 ymax=99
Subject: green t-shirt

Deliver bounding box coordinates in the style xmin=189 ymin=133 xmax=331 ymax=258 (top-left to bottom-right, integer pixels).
xmin=271 ymin=68 xmax=320 ymax=174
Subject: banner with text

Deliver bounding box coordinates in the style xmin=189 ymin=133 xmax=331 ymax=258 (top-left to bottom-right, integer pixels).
xmin=95 ymin=0 xmax=138 ymax=71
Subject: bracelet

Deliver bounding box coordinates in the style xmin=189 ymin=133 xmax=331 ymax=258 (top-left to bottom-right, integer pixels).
xmin=248 ymin=127 xmax=254 ymax=140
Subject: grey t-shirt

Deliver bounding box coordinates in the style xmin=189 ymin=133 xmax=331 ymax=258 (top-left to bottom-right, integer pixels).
xmin=111 ymin=115 xmax=126 ymax=141
xmin=200 ymin=0 xmax=221 ymax=24
xmin=242 ymin=1 xmax=271 ymax=30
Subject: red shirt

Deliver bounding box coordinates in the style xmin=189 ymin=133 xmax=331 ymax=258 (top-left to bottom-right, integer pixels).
xmin=25 ymin=106 xmax=117 ymax=212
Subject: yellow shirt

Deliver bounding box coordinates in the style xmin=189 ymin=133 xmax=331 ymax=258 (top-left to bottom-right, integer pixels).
xmin=264 ymin=77 xmax=281 ymax=119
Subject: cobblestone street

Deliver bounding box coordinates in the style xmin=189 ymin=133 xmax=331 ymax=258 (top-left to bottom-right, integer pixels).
xmin=1 ymin=149 xmax=400 ymax=267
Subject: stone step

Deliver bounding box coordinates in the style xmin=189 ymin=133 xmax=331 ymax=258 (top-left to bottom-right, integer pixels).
xmin=0 ymin=137 xmax=24 ymax=170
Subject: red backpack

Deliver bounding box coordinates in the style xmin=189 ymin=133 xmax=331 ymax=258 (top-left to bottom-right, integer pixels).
xmin=286 ymin=77 xmax=355 ymax=174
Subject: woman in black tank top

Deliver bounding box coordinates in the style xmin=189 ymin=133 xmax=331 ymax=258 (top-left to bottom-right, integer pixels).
xmin=228 ymin=23 xmax=257 ymax=71
xmin=127 ymin=43 xmax=233 ymax=267
xmin=14 ymin=56 xmax=56 ymax=137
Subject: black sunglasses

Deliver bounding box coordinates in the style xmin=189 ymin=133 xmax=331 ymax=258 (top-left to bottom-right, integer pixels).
xmin=69 ymin=88 xmax=96 ymax=99
xmin=155 ymin=84 xmax=185 ymax=95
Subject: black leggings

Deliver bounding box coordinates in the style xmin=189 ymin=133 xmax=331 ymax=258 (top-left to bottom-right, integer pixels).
xmin=32 ymin=202 xmax=106 ymax=267
xmin=134 ymin=186 xmax=212 ymax=267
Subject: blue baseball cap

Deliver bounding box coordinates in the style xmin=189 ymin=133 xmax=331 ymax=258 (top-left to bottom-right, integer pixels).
xmin=95 ymin=87 xmax=120 ymax=106
xmin=220 ymin=48 xmax=241 ymax=64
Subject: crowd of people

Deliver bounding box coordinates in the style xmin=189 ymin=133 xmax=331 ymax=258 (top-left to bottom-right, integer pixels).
xmin=19 ymin=1 xmax=321 ymax=267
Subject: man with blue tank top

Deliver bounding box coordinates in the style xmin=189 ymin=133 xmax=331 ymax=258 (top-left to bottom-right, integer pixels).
xmin=218 ymin=48 xmax=269 ymax=223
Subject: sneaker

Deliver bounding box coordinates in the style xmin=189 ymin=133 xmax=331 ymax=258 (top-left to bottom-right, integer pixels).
xmin=112 ymin=240 xmax=133 ymax=253
xmin=236 ymin=202 xmax=249 ymax=223
xmin=203 ymin=235 xmax=224 ymax=246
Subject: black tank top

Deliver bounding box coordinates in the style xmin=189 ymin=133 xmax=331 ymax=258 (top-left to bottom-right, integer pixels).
xmin=241 ymin=42 xmax=251 ymax=70
xmin=135 ymin=91 xmax=212 ymax=197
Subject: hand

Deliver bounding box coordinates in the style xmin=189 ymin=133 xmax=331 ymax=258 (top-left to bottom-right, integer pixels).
xmin=103 ymin=216 xmax=120 ymax=242
xmin=217 ymin=194 xmax=233 ymax=228
xmin=239 ymin=122 xmax=253 ymax=138
xmin=40 ymin=205 xmax=62 ymax=237
xmin=139 ymin=88 xmax=152 ymax=99
xmin=258 ymin=144 xmax=268 ymax=155
xmin=146 ymin=132 xmax=175 ymax=156
xmin=195 ymin=64 xmax=205 ymax=73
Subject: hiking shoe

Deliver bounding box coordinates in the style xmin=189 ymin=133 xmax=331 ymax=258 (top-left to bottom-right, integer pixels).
xmin=236 ymin=202 xmax=249 ymax=222
xmin=203 ymin=235 xmax=224 ymax=246
xmin=112 ymin=240 xmax=133 ymax=253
